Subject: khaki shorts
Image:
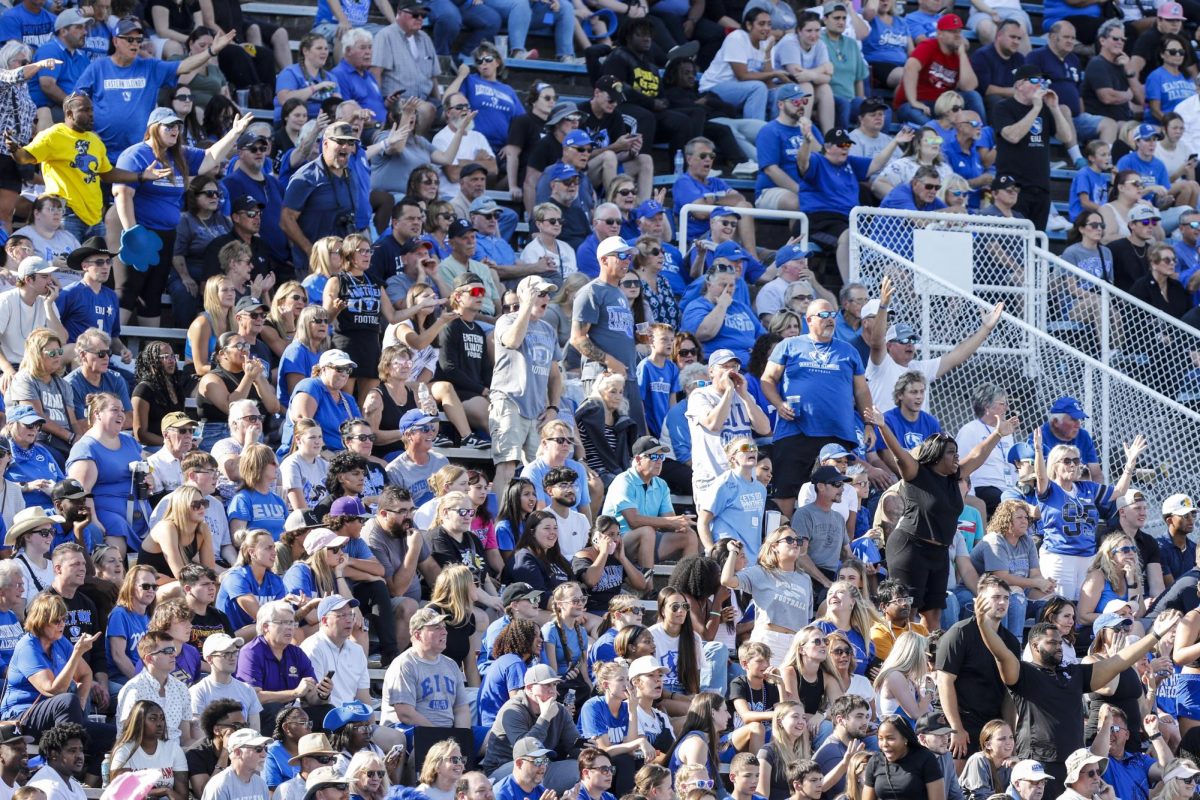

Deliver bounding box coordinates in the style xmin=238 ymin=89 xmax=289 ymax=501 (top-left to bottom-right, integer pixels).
xmin=757 ymin=187 xmax=797 ymax=210
xmin=488 ymin=393 xmax=540 ymax=465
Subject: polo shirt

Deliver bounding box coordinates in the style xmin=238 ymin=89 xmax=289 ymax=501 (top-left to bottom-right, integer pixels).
xmin=601 ymin=468 xmax=672 ymax=533
xmin=331 ymin=59 xmax=386 ymax=121
xmin=282 ymin=157 xmax=358 ymax=267
xmin=1103 ymin=751 xmax=1154 ymax=800
xmin=1158 ymin=537 xmax=1197 ymax=584
xmin=234 ymin=636 xmax=315 ymax=692
xmin=31 ymin=38 xmax=91 ymax=107
xmin=299 ymin=630 xmax=370 ymax=707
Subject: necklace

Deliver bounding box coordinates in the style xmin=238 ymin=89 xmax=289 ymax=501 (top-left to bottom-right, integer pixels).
xmin=15 ymin=294 xmax=38 ymax=342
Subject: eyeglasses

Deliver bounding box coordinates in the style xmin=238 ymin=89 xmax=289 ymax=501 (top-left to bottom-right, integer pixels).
xmin=43 ymin=348 xmax=64 ymax=357
xmin=239 ymin=414 xmax=264 ymax=423
xmin=330 ymin=365 xmax=353 ymax=375
xmin=565 ymin=596 xmax=587 ymax=605
xmin=271 ymin=618 xmax=299 ymax=627
xmin=588 ymin=766 xmax=614 ymax=774
xmin=225 ymin=342 xmax=250 ymax=351
xmin=443 ymin=755 xmax=466 ymax=765
xmin=452 ymin=508 xmax=476 ymax=518
xmin=382 ymin=506 xmax=413 ymax=516
xmin=539 ymin=217 xmax=562 ymax=225
xmin=889 ymin=596 xmax=914 ymax=606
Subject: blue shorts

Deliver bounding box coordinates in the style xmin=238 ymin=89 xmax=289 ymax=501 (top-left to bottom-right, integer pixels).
xmin=1175 ymin=673 xmax=1200 ymax=719
xmin=1074 ymin=113 xmax=1107 ymax=142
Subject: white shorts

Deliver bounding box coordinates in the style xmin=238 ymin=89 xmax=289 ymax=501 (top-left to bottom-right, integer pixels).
xmin=1038 ymin=550 xmax=1093 ymax=602
xmin=757 ymin=187 xmax=798 ymax=210
xmin=966 ymin=7 xmax=1033 ymax=31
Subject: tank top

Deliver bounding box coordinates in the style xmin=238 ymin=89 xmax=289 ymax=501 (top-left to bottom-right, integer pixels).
xmin=197 ymin=367 xmax=264 ymax=423
xmin=371 ymin=383 xmax=417 ymax=457
xmin=335 ymin=271 xmax=382 ymax=334
xmin=798 ymin=669 xmax=824 ymax=714
xmin=137 ymin=533 xmax=199 ymax=576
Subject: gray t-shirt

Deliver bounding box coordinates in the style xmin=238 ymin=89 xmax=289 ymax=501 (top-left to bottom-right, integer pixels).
xmin=380 ymin=649 xmax=466 ymax=727
xmin=791 ymin=503 xmax=847 ymax=572
xmin=572 ymin=279 xmax=635 ymax=376
xmin=364 ymin=516 xmax=432 ymax=601
xmin=491 ymin=313 xmax=562 ymax=417
xmin=201 ymin=766 xmax=269 ymax=800
xmin=969 ymin=532 xmax=1040 ymax=581
xmin=385 ymin=450 xmax=448 ymax=506
xmin=278 ymin=453 xmax=329 ymax=509
xmin=737 ymin=564 xmax=814 ymax=632
xmin=6 ymin=371 xmax=74 ymax=430
xmin=188 ymin=674 xmax=264 ymax=720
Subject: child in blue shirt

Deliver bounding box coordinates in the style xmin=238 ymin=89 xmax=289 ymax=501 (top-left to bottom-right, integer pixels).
xmin=1069 ymin=141 xmax=1114 ymax=220
xmin=635 ymin=324 xmax=680 ymax=438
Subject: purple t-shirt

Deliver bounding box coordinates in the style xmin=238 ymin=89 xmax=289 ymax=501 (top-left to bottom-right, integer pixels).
xmin=234 ymin=636 xmax=315 ymax=692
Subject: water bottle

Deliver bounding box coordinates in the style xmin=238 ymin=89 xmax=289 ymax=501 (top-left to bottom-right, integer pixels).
xmin=565 ymin=688 xmax=576 ymax=716
xmin=418 ymin=382 xmax=436 ymax=415
xmin=673 ymin=150 xmax=684 ymax=176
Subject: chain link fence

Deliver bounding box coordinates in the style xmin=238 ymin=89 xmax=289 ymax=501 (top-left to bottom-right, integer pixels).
xmin=848 ymin=208 xmax=1200 ymax=530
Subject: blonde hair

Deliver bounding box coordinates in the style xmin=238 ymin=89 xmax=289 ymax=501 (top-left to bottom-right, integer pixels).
xmin=759 ymin=526 xmax=803 ymax=573
xmin=238 ymin=443 xmax=277 ymax=490
xmin=673 ymin=764 xmax=709 ymax=795
xmin=117 ymin=565 xmax=159 ymax=609
xmin=1160 ymin=759 xmax=1200 ymax=800
xmin=158 ymin=485 xmax=211 ymax=562
xmin=428 ymin=465 xmax=468 ymax=498
xmin=1091 ymin=531 xmax=1143 ymax=596
xmin=347 ymin=750 xmax=390 ymax=800
xmin=294 ymin=304 xmax=331 ymax=352
xmin=340 ymin=234 xmax=372 ymax=272
xmin=19 ymin=328 xmax=64 ymax=378
xmin=148 ymin=598 xmax=192 ymax=632
xmin=820 ymin=580 xmax=881 ymax=650
xmin=872 ymin=631 xmax=929 ymax=693
xmin=288 ymin=417 xmax=324 ymax=455
xmin=202 ymin=275 xmax=236 ymax=338
xmin=430 ymin=565 xmax=473 ymax=627
xmin=309 ymin=237 xmax=343 ymax=279
xmin=83 ymin=391 xmax=123 ymax=426
xmin=235 ymin=529 xmax=274 ymax=567
xmin=767 ymin=700 xmax=811 ymax=777
xmin=418 ymin=739 xmax=462 ymax=785
xmin=1046 ymin=444 xmax=1082 ymax=482
xmin=436 ymin=491 xmax=472 ymax=525
xmin=594 ymin=661 xmax=628 ymax=694
xmin=23 ymin=592 xmax=67 ymax=635
xmin=269 ymin=280 xmax=306 ymax=333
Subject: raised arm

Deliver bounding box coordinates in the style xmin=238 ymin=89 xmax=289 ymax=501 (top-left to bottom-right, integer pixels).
xmin=863 ymin=406 xmax=919 ymax=481
xmin=1090 ymin=610 xmax=1181 ymax=689
xmin=959 ymin=413 xmax=1020 ymax=477
xmin=938 ymin=303 xmax=1003 ymax=376
xmin=973 ymin=593 xmax=1020 ymax=685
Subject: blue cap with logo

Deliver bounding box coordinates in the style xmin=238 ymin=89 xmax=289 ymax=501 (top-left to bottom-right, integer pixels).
xmin=545 ymin=163 xmax=580 ymax=183
xmin=819 ymin=443 xmax=854 ymax=461
xmin=1007 ymin=442 xmax=1036 ymax=463
xmin=775 ymin=243 xmax=810 ymax=266
xmin=713 ymin=240 xmax=748 ymax=262
xmin=563 ymin=130 xmax=593 ymax=149
xmin=634 ymin=199 xmax=664 ymax=221
xmin=1050 ymin=396 xmax=1088 ymax=420
xmin=323 ymin=701 xmax=374 ymax=732
xmin=399 ymin=409 xmax=438 ymax=433
xmin=8 ymin=406 xmax=45 ymax=425
xmin=710 ymin=206 xmax=741 ymax=219
xmin=777 ymin=83 xmax=812 ymax=101
xmin=1135 ymin=123 xmax=1164 ymax=141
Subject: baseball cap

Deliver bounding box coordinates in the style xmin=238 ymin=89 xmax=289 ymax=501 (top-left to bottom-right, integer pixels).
xmin=459 ymin=162 xmax=488 ymax=178
xmin=886 ymin=322 xmax=921 ymax=343
xmin=1006 ymin=442 xmax=1036 ymax=463
xmin=713 ymin=240 xmax=749 ymax=263
xmin=399 ymin=237 xmax=433 ymax=256
xmin=232 ymin=195 xmax=265 ymax=213
xmin=201 ymin=633 xmax=245 ymax=659
xmin=398 ymin=409 xmax=438 ymax=433
xmin=811 ymin=465 xmax=851 ymax=485
xmin=501 ymin=583 xmax=542 ymax=606
xmin=777 ymin=83 xmax=812 ymax=102
xmin=775 ymin=243 xmax=810 ymax=266
xmin=1159 ymin=1 xmax=1186 ymax=18
xmin=635 ymin=199 xmax=664 ymax=220
xmin=316 ymin=594 xmax=360 ymax=619
xmin=517 ymin=275 xmax=557 ymax=295
xmin=395 ymin=0 xmax=432 ymax=12
xmin=563 ymin=130 xmax=593 ymax=149
xmin=1166 ymin=763 xmax=1200 ymax=782
xmin=226 ymin=729 xmax=272 ymax=751
xmin=1129 ymin=203 xmax=1162 ymax=222
xmin=330 ymin=496 xmax=370 ymax=518
xmin=860 ymin=97 xmax=889 ymax=115
xmin=9 ymin=406 xmax=45 ymax=426
xmin=234 ymin=295 xmax=267 ymax=315
xmin=1012 ymin=64 xmax=1044 ymax=81
xmin=55 ymin=8 xmax=88 ymax=30
xmin=596 ymin=236 xmax=633 ymax=258
xmin=916 ymin=712 xmax=953 ymax=735
xmin=409 ymin=607 xmax=448 ymax=632
xmin=1163 ymin=493 xmax=1197 ymax=517
xmin=50 ymin=478 xmax=90 ymax=501
xmin=1092 ymin=612 xmax=1133 ymax=634
xmin=324 ymin=122 xmax=359 ymax=142
xmin=629 ymin=655 xmax=669 ymax=679
xmin=150 ymin=107 xmax=188 ymax=127
xmin=1050 ymin=396 xmax=1089 ymax=419
xmin=992 ymin=174 xmax=1021 ymax=191
xmin=819 ymin=443 xmax=854 ymax=461
xmin=469 ymin=196 xmax=500 ymax=216
xmin=710 ymin=206 xmax=741 ymax=219
xmin=317 ymin=349 xmax=356 ymax=369
xmin=303 ymin=528 xmax=349 ymax=555
xmin=708 ymin=349 xmax=740 ymax=367
xmin=523 ymin=663 xmax=561 ymax=686
xmin=160 ymin=412 xmax=197 ymax=435
xmin=236 ymin=131 xmax=270 ymax=149
xmin=513 ymin=737 xmax=554 ymax=760
xmin=632 ymin=436 xmax=671 ymax=457
xmin=545 ymin=163 xmax=580 ymax=183
xmin=453 ymin=272 xmax=485 ymax=289
xmin=114 ymin=16 xmax=145 ymax=36
xmin=936 ymin=13 xmax=964 ymax=30
xmin=596 ymin=75 xmax=626 ymax=102
xmin=16 ymin=256 xmax=55 ymax=279
xmin=448 ymin=218 xmax=477 ymax=238
xmin=1011 ymin=760 xmax=1050 ymax=783
xmin=1101 ymin=598 xmax=1134 ymax=616
xmin=1135 ymin=123 xmax=1165 ymax=141
xmin=1114 ymin=489 xmax=1146 ymax=511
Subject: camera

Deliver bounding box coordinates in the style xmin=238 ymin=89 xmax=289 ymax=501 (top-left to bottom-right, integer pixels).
xmin=335 ymin=212 xmax=357 ymax=235
xmin=129 ymin=461 xmax=151 ymax=501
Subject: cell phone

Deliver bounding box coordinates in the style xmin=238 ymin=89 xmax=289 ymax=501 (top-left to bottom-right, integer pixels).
xmin=325 ymin=670 xmax=335 ymax=680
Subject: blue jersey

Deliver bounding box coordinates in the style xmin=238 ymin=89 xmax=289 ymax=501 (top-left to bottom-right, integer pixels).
xmin=1144 ymin=67 xmax=1193 ymax=119
xmin=863 ymin=15 xmax=908 ymax=66
xmin=636 ymin=357 xmax=678 ymax=440
xmin=768 ymin=335 xmax=864 ymax=443
xmin=227 ymin=489 xmax=288 ymax=541
xmin=882 ymin=408 xmax=943 ymax=450
xmin=1037 ymin=480 xmax=1115 ymax=557
xmin=56 ymin=281 xmax=121 ymax=344
xmin=1069 ymin=168 xmax=1112 ymax=221
xmin=580 ymin=695 xmax=629 ymax=742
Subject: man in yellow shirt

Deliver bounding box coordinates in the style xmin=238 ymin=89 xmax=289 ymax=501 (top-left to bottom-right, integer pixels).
xmin=6 ymin=94 xmax=167 ymax=241
xmin=869 ymin=578 xmax=930 ymax=661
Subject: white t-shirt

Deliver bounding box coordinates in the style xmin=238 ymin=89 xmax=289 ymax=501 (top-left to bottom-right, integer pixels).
xmin=189 ymin=673 xmax=264 ymax=720
xmin=686 ymin=386 xmax=758 ymax=486
xmin=955 ymin=417 xmax=1015 ymax=491
xmin=520 ymin=237 xmax=578 ymax=281
xmin=648 ymin=623 xmax=704 ymax=691
xmin=755 ymin=277 xmax=795 ymax=318
xmin=0 ymin=290 xmax=52 ymax=365
xmin=14 ymin=552 xmax=55 ymax=604
xmin=110 ymin=739 xmax=189 ymax=789
xmin=431 ymin=124 xmax=495 ymax=196
xmin=550 ymin=504 xmax=590 ymax=561
xmin=29 ymin=765 xmax=87 ymax=800
xmin=14 ymin=226 xmax=81 ymax=268
xmin=871 ymin=157 xmax=955 ymax=196
xmin=771 ymin=34 xmax=830 ymax=71
xmin=864 ymin=353 xmax=942 ymax=413
xmin=699 ymin=30 xmax=770 ymax=91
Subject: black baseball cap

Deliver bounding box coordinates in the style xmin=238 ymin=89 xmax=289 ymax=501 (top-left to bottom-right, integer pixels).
xmin=232 ymin=195 xmax=265 ymax=213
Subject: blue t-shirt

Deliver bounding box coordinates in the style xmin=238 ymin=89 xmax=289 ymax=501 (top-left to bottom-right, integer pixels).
xmin=477 ymin=652 xmax=528 ymax=728
xmin=6 ymin=442 xmax=65 ymax=510
xmin=1026 ymin=46 xmax=1084 ymax=116
xmin=672 ymin=173 xmax=733 ymax=241
xmin=75 ymin=56 xmax=179 ymax=153
xmin=282 ymin=562 xmax=320 ymax=598
xmin=706 ymin=470 xmax=768 ymax=560
xmin=278 ymin=377 xmax=361 ymax=453
xmin=0 ymin=610 xmax=21 ymax=678
xmin=1144 ymin=67 xmax=1192 ymax=119
xmin=580 ymin=695 xmax=630 ymax=742
xmin=905 ymin=11 xmax=940 ymax=40
xmin=755 ymin=119 xmax=804 ymax=198
xmin=1037 ymin=480 xmax=1115 ymax=557
xmin=636 ymin=357 xmax=679 ymax=442
xmin=864 ymin=15 xmax=909 ymax=66
xmin=282 ymin=158 xmax=358 ymax=267
xmin=588 ymin=627 xmax=619 ymax=676
xmin=882 ymin=407 xmax=943 ymax=449
xmin=494 ymin=776 xmax=547 ymax=800
xmin=277 ymin=341 xmax=320 ymax=406
xmin=64 ymin=368 xmax=132 ymax=420
xmin=265 ymin=740 xmax=299 ymax=789
xmin=541 ymin=619 xmax=588 ymax=677
xmin=115 ymin=143 xmax=205 ymax=231
xmin=0 ymin=4 xmax=54 ymax=50
xmin=768 ymin=335 xmax=865 ymax=442
xmin=228 ymin=489 xmax=289 ymax=541
xmin=82 ymin=22 xmax=112 ymax=63
xmin=1116 ymin=151 xmax=1172 ymax=199
xmin=463 ymin=74 xmax=523 ymax=152
xmin=216 ymin=565 xmax=287 ymax=631
xmin=56 ymin=281 xmax=121 ymax=344
xmin=65 ymin=433 xmax=149 ymax=545
xmin=1070 ymin=167 xmax=1112 ymax=221
xmin=1030 ymin=422 xmax=1099 ymax=464
xmin=800 ymin=153 xmax=871 ymax=216
xmin=273 ymin=64 xmax=338 ymax=122
xmin=814 ymin=620 xmax=874 ymax=675
xmin=31 ymin=38 xmax=91 ymax=107
xmin=522 ymin=457 xmax=591 ymax=512
xmin=331 ymin=60 xmax=386 ymax=123
xmin=105 ymin=605 xmax=149 ymax=676
xmin=680 ymin=297 xmax=764 ymax=366
xmin=659 ymin=242 xmax=687 ymax=296
xmin=223 ymin=168 xmax=289 ymax=266
xmin=1042 ymin=0 xmax=1099 ymax=28
xmin=942 ymin=137 xmax=989 ymax=209
xmin=662 ymin=399 xmax=691 ymax=460
xmin=0 ymin=632 xmax=72 ymax=717
xmin=881 ymin=182 xmax=948 ymax=211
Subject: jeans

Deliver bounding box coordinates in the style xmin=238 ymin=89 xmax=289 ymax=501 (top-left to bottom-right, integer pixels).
xmin=940 ymin=585 xmax=975 ymax=630
xmin=701 ymin=640 xmax=729 ymax=693
xmin=711 ymin=117 xmax=767 ymax=160
xmin=166 ymin=261 xmax=203 ymax=326
xmin=429 ymin=0 xmax=500 ymax=56
xmin=523 ymin=0 xmax=575 ymax=56
xmin=898 ymin=89 xmax=986 ymax=126
xmin=1005 ymin=590 xmax=1029 ymax=638
xmin=62 ymin=206 xmax=105 ymax=242
xmin=707 ymin=80 xmax=774 ymax=122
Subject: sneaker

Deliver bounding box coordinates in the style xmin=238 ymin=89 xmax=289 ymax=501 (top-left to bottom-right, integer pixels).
xmin=462 ymin=432 xmax=492 ymax=449
xmin=510 ymin=48 xmax=538 ymax=60
xmin=732 ymin=160 xmax=757 ymax=177
xmin=431 ymin=434 xmax=455 ymax=448
xmin=557 ymin=55 xmax=586 ymax=65
xmin=1047 ymin=208 xmax=1071 ymax=231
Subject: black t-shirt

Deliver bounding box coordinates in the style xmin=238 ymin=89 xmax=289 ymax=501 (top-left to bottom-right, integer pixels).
xmin=49 ymin=588 xmax=106 ymax=677
xmin=1082 ymin=57 xmax=1133 ymax=121
xmin=992 ymin=97 xmax=1056 ymax=191
xmin=190 ymin=606 xmax=234 ymax=653
xmin=1132 ymin=28 xmax=1164 ymax=82
xmin=132 ymin=376 xmax=188 ymax=441
xmin=528 ymin=135 xmax=564 ymax=174
xmin=935 ymin=618 xmax=1020 ymax=734
xmin=436 ymin=317 xmax=493 ymax=397
xmin=574 ymin=100 xmax=626 ymax=150
xmin=728 ymin=676 xmax=781 ymax=728
xmin=1010 ymin=660 xmax=1094 ymax=762
xmin=185 ymin=739 xmax=221 ymax=779
xmin=1106 ymin=237 xmax=1151 ymax=293
xmin=428 ymin=601 xmax=476 ymax=668
xmin=429 ymin=526 xmax=488 ymax=585
xmin=146 ymin=0 xmax=200 ymax=33
xmin=893 ymin=463 xmax=963 ymax=547
xmin=201 ymin=232 xmax=278 ymax=282
xmin=572 ymin=551 xmax=625 ymax=613
xmin=864 ymin=747 xmax=942 ymax=800
xmin=1131 ymin=274 xmax=1192 ymax=318
xmin=507 ymin=114 xmax=548 ymax=180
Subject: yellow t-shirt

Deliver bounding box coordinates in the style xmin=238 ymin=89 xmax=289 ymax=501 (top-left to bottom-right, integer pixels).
xmin=24 ymin=125 xmax=113 ymax=227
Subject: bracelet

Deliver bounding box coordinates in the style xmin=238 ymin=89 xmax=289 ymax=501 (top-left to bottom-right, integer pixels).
xmin=207 ymin=45 xmax=215 ymax=57
xmin=1148 ymin=732 xmax=1163 ymax=741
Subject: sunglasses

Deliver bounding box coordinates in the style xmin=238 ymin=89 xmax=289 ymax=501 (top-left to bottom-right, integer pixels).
xmin=43 ymin=348 xmax=65 ymax=357
xmin=1085 ymin=221 xmax=1106 ymax=230
xmin=460 ymin=286 xmax=487 ymax=298
xmin=616 ymin=188 xmax=636 ymax=197
xmin=345 ymin=433 xmax=376 ymax=442
xmin=641 ymin=453 xmax=667 ymax=461
xmin=152 ymin=646 xmax=178 ymax=657
xmin=523 ymin=757 xmax=551 ymax=767
xmin=831 ymin=647 xmax=852 ymax=656
xmin=311 ymin=755 xmax=336 ymax=765
xmin=1136 ymin=219 xmax=1160 ymax=226
xmin=139 ymin=582 xmax=158 ymax=591
xmin=668 ymin=602 xmax=690 ymax=611
xmin=539 ymin=217 xmax=563 ymax=224
xmin=312 ymin=317 xmax=329 ymax=324
xmin=365 ymin=770 xmax=386 ymax=778
xmin=30 ymin=528 xmax=54 ymax=538
xmin=405 ymin=10 xmax=427 ymax=18
xmin=1061 ymin=457 xmax=1082 ymax=464
xmin=83 ymin=257 xmax=113 ymax=267
xmin=779 ymin=535 xmax=801 ymax=545
xmin=448 ymin=103 xmax=470 ymax=111
xmin=198 ymin=189 xmax=221 ymax=198
xmin=598 ymin=217 xmax=621 ymax=225
xmin=810 ymin=310 xmax=837 ymax=319
xmin=693 ymin=152 xmax=716 ymax=160
xmin=86 ymin=349 xmax=111 ymax=358
xmin=190 ymin=499 xmax=210 ymax=511
xmin=690 ymin=780 xmax=715 ymax=790
xmin=589 ymin=766 xmax=615 ymax=774
xmin=922 ymin=183 xmax=942 ymax=191
xmin=118 ymin=35 xmax=145 ymax=43
xmin=478 ymin=55 xmax=497 ymax=63
xmin=244 ymin=145 xmax=268 ymax=154
xmin=1113 ymin=545 xmax=1137 ymax=555
xmin=894 ymin=335 xmax=920 ymax=345
xmin=545 ymin=436 xmax=571 ymax=445
xmin=452 ymin=508 xmax=476 ymax=518
xmin=240 ymin=414 xmax=263 ymax=423
xmin=620 ymin=280 xmax=641 ymax=288
xmin=644 ymin=247 xmax=662 ymax=256
xmin=733 ymin=443 xmax=759 ymax=453
xmin=677 ymin=347 xmax=697 ymax=356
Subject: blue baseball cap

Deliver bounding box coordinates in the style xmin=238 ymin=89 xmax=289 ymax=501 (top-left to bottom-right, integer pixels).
xmin=545 ymin=162 xmax=580 ymax=183
xmin=563 ymin=130 xmax=593 ymax=149
xmin=775 ymin=243 xmax=810 ymax=266
xmin=1092 ymin=612 xmax=1133 ymax=635
xmin=708 ymin=349 xmax=740 ymax=367
xmin=635 ymin=199 xmax=664 ymax=220
xmin=1135 ymin=123 xmax=1164 ymax=141
xmin=777 ymin=83 xmax=812 ymax=102
xmin=147 ymin=106 xmax=183 ymax=127
xmin=819 ymin=443 xmax=854 ymax=461
xmin=713 ymin=240 xmax=748 ymax=262
xmin=323 ymin=701 xmax=374 ymax=732
xmin=1050 ymin=396 xmax=1088 ymax=420
xmin=316 ymin=594 xmax=359 ymax=619
xmin=399 ymin=409 xmax=438 ymax=433
xmin=710 ymin=206 xmax=740 ymax=219
xmin=1007 ymin=442 xmax=1036 ymax=463
xmin=8 ymin=406 xmax=45 ymax=425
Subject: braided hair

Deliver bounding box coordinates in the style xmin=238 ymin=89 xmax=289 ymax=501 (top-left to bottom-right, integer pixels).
xmin=134 ymin=340 xmax=181 ymax=408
